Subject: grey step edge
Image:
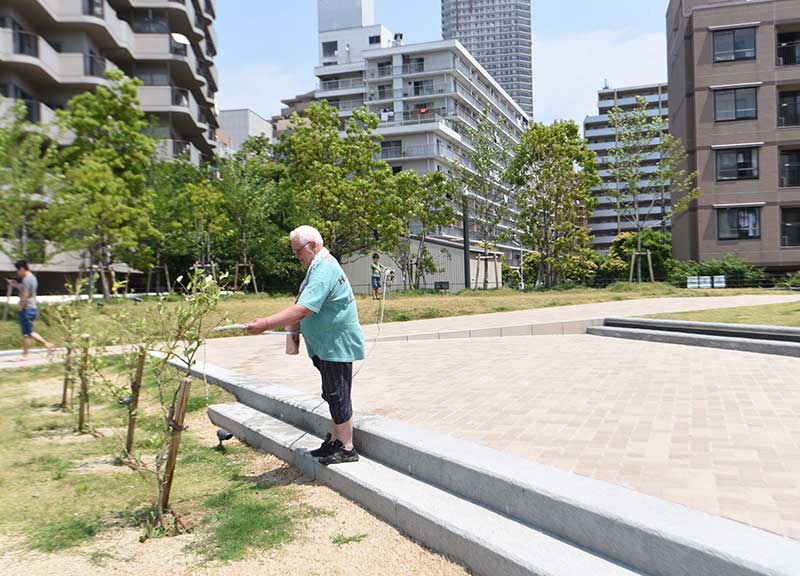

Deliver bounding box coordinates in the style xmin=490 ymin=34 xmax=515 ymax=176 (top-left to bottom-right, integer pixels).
xmin=210 ymin=402 xmax=646 ymax=576
xmin=176 ymin=358 xmax=800 ymax=576
xmin=588 ymin=325 xmax=800 ymax=358
xmin=603 ymin=317 xmax=800 ymax=343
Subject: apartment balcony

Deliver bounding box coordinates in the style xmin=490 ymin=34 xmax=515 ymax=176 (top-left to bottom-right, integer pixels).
xmin=138 ymin=85 xmax=208 ymax=135
xmin=780 ymin=164 xmax=800 ymax=188
xmin=330 ymin=98 xmax=365 ymax=114
xmin=366 ymin=83 xmax=452 ymax=102
xmin=0 ymin=98 xmax=57 ymax=125
xmin=454 ymin=59 xmax=524 ymax=128
xmin=29 ymin=0 xmax=136 ymax=54
xmin=378 ymin=144 xmax=438 ymax=160
xmin=0 ymin=29 xmax=118 ymax=87
xmin=317 ymin=77 xmax=365 ymax=96
xmin=155 ymin=138 xmax=199 ymax=163
xmin=777 ymin=28 xmax=800 ymax=67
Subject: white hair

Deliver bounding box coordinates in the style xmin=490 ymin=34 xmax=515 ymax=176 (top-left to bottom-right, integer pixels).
xmin=290 ymin=225 xmax=324 ymax=247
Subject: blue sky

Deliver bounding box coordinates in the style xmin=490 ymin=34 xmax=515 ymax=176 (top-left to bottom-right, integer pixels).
xmin=216 ymin=1 xmax=669 ymax=124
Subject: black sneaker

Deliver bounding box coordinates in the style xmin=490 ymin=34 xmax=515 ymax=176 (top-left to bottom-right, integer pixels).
xmin=310 ymin=433 xmax=334 ymax=458
xmin=319 ymin=440 xmax=359 ymax=466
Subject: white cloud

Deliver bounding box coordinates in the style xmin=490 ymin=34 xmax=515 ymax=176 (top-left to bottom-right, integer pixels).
xmin=534 ymin=29 xmax=667 ymax=125
xmin=216 ymin=61 xmax=316 ymax=120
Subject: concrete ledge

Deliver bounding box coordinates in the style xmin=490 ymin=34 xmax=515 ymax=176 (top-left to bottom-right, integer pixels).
xmin=605 ymin=318 xmax=800 ymax=343
xmin=588 ymin=325 xmax=800 ymax=358
xmin=210 ymin=402 xmax=645 ymax=576
xmin=178 ymin=359 xmax=800 ymax=576
xmin=374 ymin=318 xmax=603 ymax=342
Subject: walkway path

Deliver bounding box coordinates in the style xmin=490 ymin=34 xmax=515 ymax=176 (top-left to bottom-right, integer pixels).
xmin=199 ymin=293 xmax=800 ymax=541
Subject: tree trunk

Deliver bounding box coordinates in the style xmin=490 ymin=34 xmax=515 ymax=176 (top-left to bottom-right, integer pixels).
xmin=482 ymin=246 xmax=489 ymax=290
xmin=159 ymin=377 xmax=192 ymax=517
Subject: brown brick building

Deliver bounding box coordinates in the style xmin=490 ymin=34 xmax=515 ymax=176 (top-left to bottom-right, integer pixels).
xmin=668 ymin=0 xmax=800 ymax=270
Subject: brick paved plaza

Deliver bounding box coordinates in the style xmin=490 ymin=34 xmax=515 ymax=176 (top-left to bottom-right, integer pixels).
xmin=201 ymin=296 xmax=800 ymax=540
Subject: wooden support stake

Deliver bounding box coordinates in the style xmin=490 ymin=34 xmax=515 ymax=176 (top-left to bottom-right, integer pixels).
xmin=61 ymin=346 xmax=73 ymax=411
xmin=160 ymin=376 xmax=192 ymax=512
xmin=629 ymin=252 xmax=637 ymax=283
xmin=647 ymin=251 xmax=655 ymax=283
xmin=2 ymin=282 xmax=11 ymax=322
xmin=77 ymin=336 xmax=90 ymax=432
xmin=125 ymin=349 xmax=147 ymax=455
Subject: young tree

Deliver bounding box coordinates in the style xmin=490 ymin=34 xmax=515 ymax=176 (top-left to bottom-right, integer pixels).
xmin=43 ymin=69 xmax=158 ymax=297
xmin=0 ymin=99 xmax=57 ymax=263
xmin=607 ymin=96 xmax=701 ymax=281
xmin=506 ymin=121 xmax=599 ymax=288
xmin=218 ymin=135 xmax=300 ymax=289
xmin=449 ymin=106 xmax=514 ymax=289
xmin=390 ymin=171 xmax=456 ymax=289
xmin=284 ymin=101 xmax=405 ymax=259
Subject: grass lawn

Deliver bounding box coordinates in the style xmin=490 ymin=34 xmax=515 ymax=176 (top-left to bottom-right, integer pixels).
xmin=0 ymin=360 xmax=325 ymax=562
xmin=650 ymin=300 xmax=800 ymax=327
xmin=0 ymin=282 xmax=775 ymax=351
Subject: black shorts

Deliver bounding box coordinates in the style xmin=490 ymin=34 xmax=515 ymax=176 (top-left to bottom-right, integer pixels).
xmin=311 ymin=356 xmax=353 ymax=425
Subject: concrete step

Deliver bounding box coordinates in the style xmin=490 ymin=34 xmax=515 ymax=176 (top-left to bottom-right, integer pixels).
xmin=603 ymin=317 xmax=800 ymax=343
xmin=209 ymin=402 xmax=647 ymax=576
xmin=180 ymin=359 xmax=800 ymax=576
xmin=587 ymin=325 xmax=800 ymax=357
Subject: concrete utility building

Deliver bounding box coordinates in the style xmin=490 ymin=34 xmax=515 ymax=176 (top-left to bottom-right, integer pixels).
xmin=668 ymin=0 xmax=800 ymax=270
xmin=314 ymin=0 xmax=528 ymax=281
xmin=441 ymin=0 xmax=533 ymax=118
xmin=219 ymin=108 xmax=272 ymax=154
xmin=0 ymin=0 xmax=219 ymax=165
xmin=584 ymin=83 xmax=670 ymax=253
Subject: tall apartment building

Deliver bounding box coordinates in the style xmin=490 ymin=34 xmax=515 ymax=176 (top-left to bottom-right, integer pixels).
xmin=0 ymin=0 xmax=218 ymax=165
xmin=315 ymin=0 xmax=528 ymax=263
xmin=668 ymin=0 xmax=800 ymax=270
xmin=441 ymin=0 xmax=533 ymax=118
xmin=584 ymin=83 xmax=670 ymax=253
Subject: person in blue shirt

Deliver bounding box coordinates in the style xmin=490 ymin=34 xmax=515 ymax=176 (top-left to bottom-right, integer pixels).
xmin=245 ymin=225 xmax=365 ymax=465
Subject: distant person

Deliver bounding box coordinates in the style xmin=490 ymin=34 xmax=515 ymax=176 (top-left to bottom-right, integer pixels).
xmin=7 ymin=260 xmax=53 ymax=361
xmin=371 ymin=253 xmax=386 ymax=300
xmin=245 ymin=226 xmax=365 ymax=465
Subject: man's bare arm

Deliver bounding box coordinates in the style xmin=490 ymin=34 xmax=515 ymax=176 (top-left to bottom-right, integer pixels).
xmin=245 ymin=304 xmax=313 ymax=335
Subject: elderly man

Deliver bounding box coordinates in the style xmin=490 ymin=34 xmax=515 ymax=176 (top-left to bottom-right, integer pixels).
xmin=245 ymin=225 xmax=365 ymax=465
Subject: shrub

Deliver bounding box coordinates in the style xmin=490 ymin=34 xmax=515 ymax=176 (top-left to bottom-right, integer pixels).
xmin=666 ymin=254 xmax=766 ymax=287
xmin=783 ymin=271 xmax=800 ymax=289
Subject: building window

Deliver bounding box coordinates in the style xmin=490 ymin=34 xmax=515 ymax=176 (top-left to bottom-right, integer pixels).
xmin=322 ymin=41 xmax=337 ymax=58
xmin=132 ymin=9 xmax=168 ymax=33
xmin=781 ymin=150 xmax=800 ymax=187
xmin=714 ymin=87 xmax=757 ymax=121
xmin=713 ymin=27 xmax=756 ymax=62
xmin=716 ymin=148 xmax=759 ymax=180
xmin=782 ymin=208 xmax=800 ymax=246
xmin=369 ymin=35 xmax=380 ymax=45
xmin=392 ymin=166 xmax=403 ymax=174
xmin=779 ymin=91 xmax=800 ymax=127
xmin=412 ymin=79 xmax=433 ymax=96
xmin=717 ymin=207 xmax=761 ymax=240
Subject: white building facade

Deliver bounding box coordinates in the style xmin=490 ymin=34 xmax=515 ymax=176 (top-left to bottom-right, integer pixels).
xmin=219 ymin=108 xmax=272 ymax=154
xmin=584 ymin=83 xmax=670 ymax=253
xmin=315 ymin=0 xmax=528 ymax=274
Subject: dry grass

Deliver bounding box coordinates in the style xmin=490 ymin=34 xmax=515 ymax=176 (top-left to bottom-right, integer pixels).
xmin=0 ymin=283 xmax=774 ymax=351
xmin=650 ymin=300 xmax=800 ymax=327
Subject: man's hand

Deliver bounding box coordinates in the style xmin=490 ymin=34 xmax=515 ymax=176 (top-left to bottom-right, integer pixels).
xmin=5 ymin=278 xmax=19 ymax=289
xmin=245 ymin=317 xmax=271 ymax=335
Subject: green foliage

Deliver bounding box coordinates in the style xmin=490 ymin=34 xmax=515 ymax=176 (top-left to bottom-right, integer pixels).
xmin=389 ymin=170 xmax=456 ymax=289
xmin=0 ymin=99 xmax=56 ymax=263
xmin=666 ymin=254 xmax=766 ymax=287
xmin=332 ymin=533 xmax=368 ymax=546
xmin=783 ymin=271 xmax=800 ymax=289
xmin=28 ymin=516 xmax=101 ymax=552
xmin=507 ymin=120 xmax=599 ymax=288
xmin=217 ymin=135 xmax=302 ymax=288
xmin=43 ymin=69 xmax=158 ymax=297
xmin=284 ymin=101 xmax=403 ymax=258
xmin=200 ymin=487 xmax=296 ymax=561
xmin=609 ymin=230 xmax=673 ymax=280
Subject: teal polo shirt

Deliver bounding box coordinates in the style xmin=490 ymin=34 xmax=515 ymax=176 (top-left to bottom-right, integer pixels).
xmin=297 ymin=257 xmax=365 ymax=363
